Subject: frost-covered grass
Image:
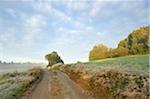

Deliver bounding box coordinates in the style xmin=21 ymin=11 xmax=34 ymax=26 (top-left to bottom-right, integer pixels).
xmin=0 ymin=68 xmax=43 ymax=99
xmin=84 ymin=55 xmax=149 ymax=74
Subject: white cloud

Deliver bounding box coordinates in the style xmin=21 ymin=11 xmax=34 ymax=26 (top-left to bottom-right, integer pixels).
xmin=0 ymin=28 xmax=16 ymax=47
xmin=32 ymin=1 xmax=71 ymax=22
xmin=0 ymin=13 xmax=48 ymax=62
xmin=0 ymin=13 xmax=47 ymax=54
xmin=5 ymin=8 xmax=17 ymax=17
xmin=89 ymin=0 xmax=121 ymax=17
xmin=57 ymin=27 xmax=83 ymax=35
xmin=32 ymin=1 xmax=86 ymax=27
xmin=23 ymin=14 xmax=47 ymax=46
xmin=89 ymin=0 xmax=140 ymax=17
xmin=56 ymin=23 xmax=106 ymax=42
xmin=49 ymin=25 xmax=109 ymax=63
xmin=32 ymin=1 xmax=88 ymax=30
xmin=90 ymin=0 xmax=108 ymax=17
xmin=65 ymin=0 xmax=88 ymax=12
xmin=0 ymin=27 xmax=22 ymax=60
xmin=25 ymin=15 xmax=46 ymax=30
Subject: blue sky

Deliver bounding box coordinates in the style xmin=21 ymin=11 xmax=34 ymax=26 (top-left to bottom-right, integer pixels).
xmin=0 ymin=0 xmax=149 ymax=63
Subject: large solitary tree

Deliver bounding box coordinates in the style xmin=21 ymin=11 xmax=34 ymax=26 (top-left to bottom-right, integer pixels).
xmin=45 ymin=51 xmax=64 ymax=67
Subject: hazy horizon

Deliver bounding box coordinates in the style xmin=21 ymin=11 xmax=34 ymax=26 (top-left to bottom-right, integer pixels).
xmin=0 ymin=0 xmax=148 ymax=63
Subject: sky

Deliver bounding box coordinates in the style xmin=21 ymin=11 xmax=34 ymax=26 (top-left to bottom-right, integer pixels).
xmin=0 ymin=0 xmax=149 ymax=63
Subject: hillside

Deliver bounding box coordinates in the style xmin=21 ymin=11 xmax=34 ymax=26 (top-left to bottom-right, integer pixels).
xmin=85 ymin=54 xmax=149 ymax=74
xmin=55 ymin=55 xmax=149 ymax=99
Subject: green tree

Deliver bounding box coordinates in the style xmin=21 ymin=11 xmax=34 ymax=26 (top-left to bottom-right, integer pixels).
xmin=45 ymin=51 xmax=64 ymax=67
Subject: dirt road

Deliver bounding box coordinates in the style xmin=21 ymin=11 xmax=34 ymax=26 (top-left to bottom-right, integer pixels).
xmin=25 ymin=70 xmax=92 ymax=99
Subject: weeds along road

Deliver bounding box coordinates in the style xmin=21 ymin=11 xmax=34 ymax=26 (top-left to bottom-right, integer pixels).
xmin=25 ymin=69 xmax=92 ymax=99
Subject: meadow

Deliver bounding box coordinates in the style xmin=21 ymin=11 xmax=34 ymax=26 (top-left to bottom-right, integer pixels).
xmin=0 ymin=68 xmax=43 ymax=99
xmin=84 ymin=55 xmax=149 ymax=74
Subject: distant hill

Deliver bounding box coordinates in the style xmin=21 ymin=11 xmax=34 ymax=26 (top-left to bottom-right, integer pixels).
xmin=89 ymin=26 xmax=149 ymax=61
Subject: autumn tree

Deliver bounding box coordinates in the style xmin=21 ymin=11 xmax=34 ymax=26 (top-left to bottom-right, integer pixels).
xmin=112 ymin=47 xmax=129 ymax=57
xmin=89 ymin=44 xmax=109 ymax=61
xmin=89 ymin=26 xmax=149 ymax=61
xmin=118 ymin=26 xmax=149 ymax=54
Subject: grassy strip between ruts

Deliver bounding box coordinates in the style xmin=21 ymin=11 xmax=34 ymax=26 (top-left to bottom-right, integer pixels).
xmin=49 ymin=71 xmax=63 ymax=99
xmin=0 ymin=67 xmax=44 ymax=99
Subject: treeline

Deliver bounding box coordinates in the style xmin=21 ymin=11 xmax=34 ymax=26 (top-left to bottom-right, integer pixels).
xmin=89 ymin=26 xmax=149 ymax=61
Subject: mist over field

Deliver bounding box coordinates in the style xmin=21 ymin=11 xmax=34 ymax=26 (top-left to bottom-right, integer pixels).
xmin=0 ymin=63 xmax=45 ymax=73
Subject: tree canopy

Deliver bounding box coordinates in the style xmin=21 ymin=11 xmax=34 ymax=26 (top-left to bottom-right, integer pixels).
xmin=89 ymin=44 xmax=109 ymax=60
xmin=118 ymin=26 xmax=149 ymax=54
xmin=89 ymin=26 xmax=149 ymax=61
xmin=45 ymin=51 xmax=64 ymax=67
